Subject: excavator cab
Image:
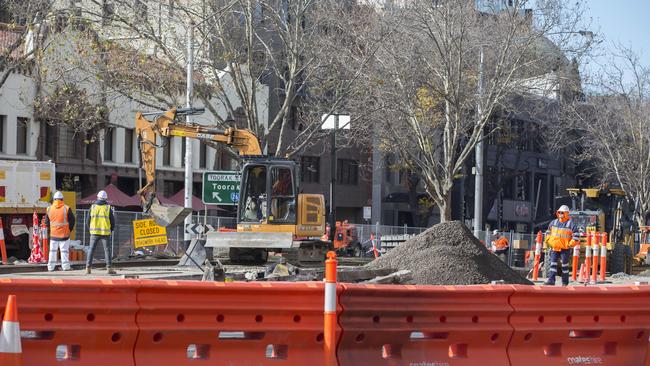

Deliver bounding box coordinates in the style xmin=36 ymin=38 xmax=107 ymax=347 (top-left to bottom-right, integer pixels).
xmin=239 ymin=160 xmax=297 ymax=224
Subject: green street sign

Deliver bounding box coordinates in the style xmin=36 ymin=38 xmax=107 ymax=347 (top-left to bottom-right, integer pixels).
xmin=202 ymin=171 xmax=241 ymax=205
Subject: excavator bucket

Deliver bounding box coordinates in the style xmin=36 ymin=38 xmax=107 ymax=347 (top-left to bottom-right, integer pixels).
xmin=148 ymin=199 xmax=193 ymax=227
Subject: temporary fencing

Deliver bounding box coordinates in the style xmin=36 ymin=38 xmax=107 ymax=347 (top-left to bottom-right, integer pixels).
xmin=0 ymin=278 xmax=649 ymax=365
xmin=508 ymin=284 xmax=650 ymax=366
xmin=0 ymin=278 xmax=139 ymax=365
xmin=337 ymin=284 xmax=514 ymax=366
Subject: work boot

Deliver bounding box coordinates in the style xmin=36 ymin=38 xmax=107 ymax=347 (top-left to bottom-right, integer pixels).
xmin=106 ymin=267 xmax=116 ymax=275
xmin=85 ymin=267 xmax=91 ymax=275
xmin=543 ymin=279 xmax=555 ymax=286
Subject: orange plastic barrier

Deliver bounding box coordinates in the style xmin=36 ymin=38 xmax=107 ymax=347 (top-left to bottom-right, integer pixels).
xmin=134 ymin=280 xmax=340 ymax=365
xmin=508 ymin=285 xmax=650 ymax=366
xmin=0 ymin=278 xmax=139 ymax=365
xmin=337 ymin=284 xmax=514 ymax=365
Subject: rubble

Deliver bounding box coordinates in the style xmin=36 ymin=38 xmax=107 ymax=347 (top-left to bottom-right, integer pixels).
xmin=366 ymin=221 xmax=532 ymax=285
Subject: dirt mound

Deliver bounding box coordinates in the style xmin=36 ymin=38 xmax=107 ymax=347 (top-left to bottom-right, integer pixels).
xmin=366 ymin=221 xmax=532 ymax=285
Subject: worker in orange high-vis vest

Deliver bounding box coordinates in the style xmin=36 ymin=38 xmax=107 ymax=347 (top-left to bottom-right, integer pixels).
xmin=491 ymin=229 xmax=509 ymax=261
xmin=544 ymin=205 xmax=579 ymax=286
xmin=44 ymin=191 xmax=75 ymax=271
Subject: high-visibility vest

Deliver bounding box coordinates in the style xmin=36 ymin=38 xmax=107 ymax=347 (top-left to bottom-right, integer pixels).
xmin=47 ymin=204 xmax=70 ymax=239
xmin=547 ymin=219 xmax=578 ymax=251
xmin=89 ymin=204 xmax=112 ymax=236
xmin=494 ymin=237 xmax=509 ymax=250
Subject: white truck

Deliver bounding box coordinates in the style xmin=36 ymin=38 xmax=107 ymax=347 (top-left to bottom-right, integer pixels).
xmin=0 ymin=161 xmax=56 ymax=259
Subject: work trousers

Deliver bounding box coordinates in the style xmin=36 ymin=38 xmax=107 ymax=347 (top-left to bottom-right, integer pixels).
xmin=547 ymin=249 xmax=571 ymax=285
xmin=48 ymin=239 xmax=70 ymax=271
xmin=87 ymin=235 xmax=112 ymax=268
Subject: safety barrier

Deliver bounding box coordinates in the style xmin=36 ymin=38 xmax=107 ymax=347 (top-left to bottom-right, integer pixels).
xmin=0 ymin=278 xmax=139 ymax=365
xmin=1 ymin=279 xmax=650 ymax=365
xmin=508 ymin=285 xmax=650 ymax=366
xmin=337 ymin=284 xmax=514 ymax=365
xmin=134 ymin=280 xmax=340 ymax=365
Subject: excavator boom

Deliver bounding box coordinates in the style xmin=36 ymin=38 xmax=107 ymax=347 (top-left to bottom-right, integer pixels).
xmin=135 ymin=107 xmax=262 ymax=226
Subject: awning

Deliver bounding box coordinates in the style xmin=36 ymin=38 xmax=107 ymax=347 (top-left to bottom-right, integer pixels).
xmin=78 ymin=184 xmax=140 ymax=207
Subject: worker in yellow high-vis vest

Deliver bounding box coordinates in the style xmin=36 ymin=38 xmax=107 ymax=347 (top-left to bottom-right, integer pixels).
xmin=86 ymin=190 xmax=116 ymax=275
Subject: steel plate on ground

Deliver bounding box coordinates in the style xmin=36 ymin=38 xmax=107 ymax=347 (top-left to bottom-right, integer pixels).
xmin=205 ymin=231 xmax=295 ymax=248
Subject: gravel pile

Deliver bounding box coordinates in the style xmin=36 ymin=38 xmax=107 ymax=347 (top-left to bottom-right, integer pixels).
xmin=366 ymin=221 xmax=532 ymax=285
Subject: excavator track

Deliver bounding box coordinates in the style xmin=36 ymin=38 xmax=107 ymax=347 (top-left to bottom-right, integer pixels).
xmin=281 ymin=241 xmax=330 ymax=266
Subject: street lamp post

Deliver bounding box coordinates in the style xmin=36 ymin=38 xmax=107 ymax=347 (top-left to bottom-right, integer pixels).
xmin=321 ymin=114 xmax=351 ymax=242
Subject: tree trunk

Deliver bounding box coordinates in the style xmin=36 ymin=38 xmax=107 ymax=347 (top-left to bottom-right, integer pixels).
xmin=439 ymin=194 xmax=452 ymax=222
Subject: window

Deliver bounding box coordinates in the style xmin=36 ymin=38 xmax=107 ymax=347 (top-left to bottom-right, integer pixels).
xmin=199 ymin=143 xmax=207 ymax=169
xmin=122 ymin=128 xmax=133 ymax=163
xmin=0 ymin=115 xmax=5 ymax=153
xmin=16 ymin=117 xmax=28 ymax=154
xmin=270 ymin=167 xmax=296 ymax=222
xmin=337 ymin=159 xmax=358 ymax=185
xmin=44 ymin=123 xmax=55 ymax=157
xmin=162 ymin=137 xmax=171 ymax=166
xmin=59 ymin=125 xmax=78 ymax=158
xmin=103 ymin=128 xmax=113 ymax=161
xmin=300 ymin=156 xmax=319 ymax=183
xmin=181 ymin=138 xmax=186 ymax=166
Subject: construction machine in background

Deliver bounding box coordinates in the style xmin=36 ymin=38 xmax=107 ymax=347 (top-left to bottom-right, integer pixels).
xmin=135 ymin=107 xmax=328 ymax=264
xmin=565 ymin=187 xmax=636 ymax=274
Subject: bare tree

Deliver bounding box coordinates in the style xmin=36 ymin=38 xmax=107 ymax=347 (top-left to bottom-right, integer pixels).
xmin=60 ymin=0 xmax=379 ymax=157
xmin=355 ymin=0 xmax=590 ymax=221
xmin=551 ymin=45 xmax=650 ymax=226
xmin=0 ymin=0 xmax=55 ymax=90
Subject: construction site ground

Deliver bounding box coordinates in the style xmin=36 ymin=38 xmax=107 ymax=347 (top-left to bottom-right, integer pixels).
xmin=1 ymin=255 xmax=649 ymax=286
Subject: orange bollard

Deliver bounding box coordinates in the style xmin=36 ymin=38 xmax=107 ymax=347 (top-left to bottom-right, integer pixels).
xmin=324 ymin=251 xmax=338 ymax=366
xmin=0 ymin=294 xmax=22 ymax=365
xmin=0 ymin=217 xmax=7 ymax=264
xmin=571 ymin=236 xmax=580 ymax=281
xmin=591 ymin=232 xmax=599 ymax=283
xmin=579 ymin=263 xmax=586 ymax=283
xmin=584 ymin=233 xmax=592 ymax=283
xmin=40 ymin=217 xmax=48 ymax=259
xmin=532 ymin=231 xmax=542 ymax=281
xmin=600 ymin=232 xmax=608 ymax=282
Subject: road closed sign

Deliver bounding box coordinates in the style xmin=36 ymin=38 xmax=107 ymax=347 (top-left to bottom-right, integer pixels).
xmin=203 ymin=171 xmax=240 ymax=205
xmin=133 ymin=218 xmax=168 ymax=248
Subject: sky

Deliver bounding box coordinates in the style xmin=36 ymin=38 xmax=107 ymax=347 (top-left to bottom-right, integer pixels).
xmin=584 ymin=0 xmax=650 ymax=75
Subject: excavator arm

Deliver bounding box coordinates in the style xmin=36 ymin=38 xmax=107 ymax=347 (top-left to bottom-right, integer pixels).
xmin=135 ymin=107 xmax=262 ymax=226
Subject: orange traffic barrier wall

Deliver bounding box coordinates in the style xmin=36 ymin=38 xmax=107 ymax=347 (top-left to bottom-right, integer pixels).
xmin=0 ymin=278 xmax=139 ymax=365
xmin=508 ymin=285 xmax=650 ymax=366
xmin=134 ymin=280 xmax=341 ymax=365
xmin=337 ymin=284 xmax=514 ymax=365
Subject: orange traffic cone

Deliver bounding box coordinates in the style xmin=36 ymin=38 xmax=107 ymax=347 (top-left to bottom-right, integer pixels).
xmin=0 ymin=295 xmax=22 ymax=365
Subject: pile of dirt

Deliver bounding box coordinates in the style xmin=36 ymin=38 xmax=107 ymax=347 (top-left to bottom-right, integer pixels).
xmin=366 ymin=221 xmax=532 ymax=285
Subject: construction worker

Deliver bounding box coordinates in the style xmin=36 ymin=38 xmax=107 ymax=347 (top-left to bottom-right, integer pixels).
xmin=86 ymin=190 xmax=116 ymax=275
xmin=491 ymin=229 xmax=509 ymax=261
xmin=45 ymin=191 xmax=75 ymax=271
xmin=544 ymin=205 xmax=579 ymax=286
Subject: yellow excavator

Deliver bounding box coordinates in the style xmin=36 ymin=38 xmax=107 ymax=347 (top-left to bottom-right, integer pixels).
xmin=135 ymin=107 xmax=327 ymax=263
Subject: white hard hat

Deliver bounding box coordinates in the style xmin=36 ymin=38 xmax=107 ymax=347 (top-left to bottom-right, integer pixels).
xmin=492 ymin=229 xmax=499 ymax=235
xmin=557 ymin=205 xmax=571 ymax=213
xmin=53 ymin=191 xmax=63 ymax=200
xmin=97 ymin=190 xmax=108 ymax=200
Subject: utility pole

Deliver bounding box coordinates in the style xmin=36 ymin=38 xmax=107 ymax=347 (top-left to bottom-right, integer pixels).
xmin=183 ymin=22 xmax=194 ymax=249
xmin=329 ymin=115 xmax=338 ymax=242
xmin=473 ymin=47 xmax=484 ymax=239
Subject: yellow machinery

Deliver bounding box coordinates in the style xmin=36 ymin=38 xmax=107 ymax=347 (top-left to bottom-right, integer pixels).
xmin=135 ymin=107 xmax=327 ymax=263
xmin=565 ymin=187 xmax=635 ymax=274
